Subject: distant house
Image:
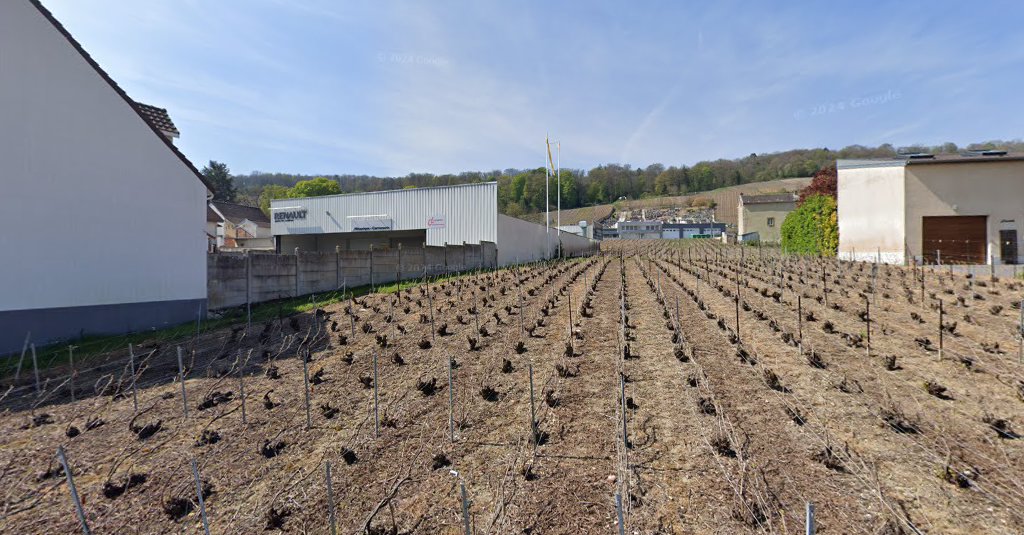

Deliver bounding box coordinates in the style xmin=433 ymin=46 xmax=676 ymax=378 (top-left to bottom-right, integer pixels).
xmin=838 ymin=152 xmax=1024 ymax=265
xmin=556 ymin=221 xmax=593 ymax=239
xmin=207 ymin=201 xmax=274 ymax=251
xmin=618 ymin=220 xmax=663 ymax=240
xmin=0 ymin=0 xmax=213 ymax=352
xmin=662 ymin=222 xmax=726 ymax=239
xmin=738 ymin=193 xmax=798 ymax=243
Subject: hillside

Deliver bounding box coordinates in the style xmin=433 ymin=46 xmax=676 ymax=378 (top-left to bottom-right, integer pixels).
xmin=518 ymin=176 xmax=812 ymax=229
xmin=518 ymin=204 xmax=614 ymax=226
xmin=620 ymin=176 xmax=813 ymax=228
xmin=229 ymin=140 xmax=1022 ymax=219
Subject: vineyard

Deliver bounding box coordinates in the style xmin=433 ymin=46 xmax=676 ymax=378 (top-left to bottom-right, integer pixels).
xmin=1 ymin=241 xmax=1022 ymax=534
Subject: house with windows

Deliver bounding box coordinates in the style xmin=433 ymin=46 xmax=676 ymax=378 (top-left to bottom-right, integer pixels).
xmin=838 ymin=152 xmax=1024 ymax=265
xmin=662 ymin=222 xmax=727 ymax=239
xmin=617 ymin=220 xmax=663 ymax=240
xmin=207 ymin=201 xmax=274 ymax=251
xmin=0 ymin=0 xmax=212 ymax=353
xmin=737 ymin=193 xmax=797 ymax=243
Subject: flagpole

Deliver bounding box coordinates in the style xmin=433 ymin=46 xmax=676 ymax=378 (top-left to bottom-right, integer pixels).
xmin=545 ymin=134 xmax=550 ymax=260
xmin=556 ymin=141 xmax=561 ymax=259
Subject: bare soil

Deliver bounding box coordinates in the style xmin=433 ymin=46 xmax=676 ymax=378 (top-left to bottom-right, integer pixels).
xmin=1 ymin=243 xmax=1022 ymax=534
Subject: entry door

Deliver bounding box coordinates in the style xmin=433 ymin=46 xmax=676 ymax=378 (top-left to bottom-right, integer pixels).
xmin=1000 ymin=229 xmax=1018 ymax=264
xmin=922 ymin=215 xmax=987 ymax=264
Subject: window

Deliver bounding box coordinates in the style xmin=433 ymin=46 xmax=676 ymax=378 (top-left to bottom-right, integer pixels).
xmin=767 ymin=217 xmax=775 ymax=227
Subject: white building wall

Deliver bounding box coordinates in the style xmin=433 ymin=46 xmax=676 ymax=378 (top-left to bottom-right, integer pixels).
xmin=497 ymin=215 xmax=596 ymax=265
xmin=271 ymin=182 xmax=497 ymax=247
xmin=904 ymin=161 xmax=1024 ymax=264
xmin=0 ymin=0 xmax=208 ymax=315
xmin=837 ymin=163 xmax=906 ymax=264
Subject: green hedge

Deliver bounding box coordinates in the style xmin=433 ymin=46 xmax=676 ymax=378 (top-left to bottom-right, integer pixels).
xmin=781 ymin=194 xmax=838 ymax=256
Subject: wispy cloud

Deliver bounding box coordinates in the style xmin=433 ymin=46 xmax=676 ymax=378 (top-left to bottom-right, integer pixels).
xmin=42 ymin=0 xmax=1024 ymax=175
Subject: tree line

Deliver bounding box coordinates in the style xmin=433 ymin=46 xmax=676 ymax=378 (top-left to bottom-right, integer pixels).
xmin=209 ymin=139 xmax=1023 ymax=215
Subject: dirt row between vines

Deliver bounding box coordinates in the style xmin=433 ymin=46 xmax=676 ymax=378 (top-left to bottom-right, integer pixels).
xmin=3 ymin=242 xmax=1022 ymax=534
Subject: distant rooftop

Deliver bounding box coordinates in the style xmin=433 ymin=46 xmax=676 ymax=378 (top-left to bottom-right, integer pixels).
xmin=839 ymin=151 xmax=1024 ymax=169
xmin=739 ymin=193 xmax=797 ymax=205
xmin=134 ymin=102 xmax=180 ymax=138
xmin=210 ymin=201 xmax=270 ymax=227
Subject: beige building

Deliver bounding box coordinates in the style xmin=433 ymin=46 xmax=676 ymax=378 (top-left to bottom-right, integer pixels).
xmin=838 ymin=152 xmax=1024 ymax=265
xmin=737 ymin=193 xmax=797 ymax=243
xmin=207 ymin=201 xmax=274 ymax=252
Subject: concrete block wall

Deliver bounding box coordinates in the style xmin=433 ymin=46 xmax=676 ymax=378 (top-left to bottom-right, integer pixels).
xmin=208 ymin=241 xmax=504 ymax=310
xmin=250 ymin=252 xmax=297 ymax=303
xmin=400 ymin=247 xmax=425 ymax=280
xmin=481 ymin=241 xmax=497 ymax=268
xmin=425 ymin=246 xmax=446 ymax=276
xmin=340 ymin=251 xmax=371 ymax=289
xmin=207 ymin=254 xmax=248 ymax=309
xmin=371 ymin=248 xmax=399 ymax=285
xmin=297 ymin=252 xmax=337 ymax=296
xmin=445 ymin=245 xmax=466 ymax=272
xmin=464 ymin=244 xmax=482 ymax=270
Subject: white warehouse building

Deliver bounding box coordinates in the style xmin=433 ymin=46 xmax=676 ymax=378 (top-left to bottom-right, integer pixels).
xmin=271 ymin=182 xmax=597 ymax=265
xmin=0 ymin=0 xmax=212 ymax=353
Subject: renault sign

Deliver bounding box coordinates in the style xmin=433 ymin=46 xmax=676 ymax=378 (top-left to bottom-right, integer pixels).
xmin=273 ymin=207 xmax=308 ymax=222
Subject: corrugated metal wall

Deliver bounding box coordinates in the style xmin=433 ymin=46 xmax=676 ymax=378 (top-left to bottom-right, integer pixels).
xmin=271 ymin=182 xmax=497 ymax=247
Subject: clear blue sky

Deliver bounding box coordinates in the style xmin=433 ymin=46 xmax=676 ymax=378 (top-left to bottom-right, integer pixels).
xmin=46 ymin=0 xmax=1024 ymax=177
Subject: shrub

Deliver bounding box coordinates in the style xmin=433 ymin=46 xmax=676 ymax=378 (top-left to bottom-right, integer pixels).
xmin=781 ymin=194 xmax=837 ymax=256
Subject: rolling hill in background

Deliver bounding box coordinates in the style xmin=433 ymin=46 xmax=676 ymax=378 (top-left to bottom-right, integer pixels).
xmin=520 ymin=176 xmax=812 ymax=228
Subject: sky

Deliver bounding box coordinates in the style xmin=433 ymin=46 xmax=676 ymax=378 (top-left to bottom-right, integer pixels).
xmin=45 ymin=0 xmax=1024 ymax=177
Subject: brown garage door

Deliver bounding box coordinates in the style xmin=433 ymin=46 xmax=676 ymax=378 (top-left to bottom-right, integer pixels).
xmin=922 ymin=216 xmax=987 ymax=264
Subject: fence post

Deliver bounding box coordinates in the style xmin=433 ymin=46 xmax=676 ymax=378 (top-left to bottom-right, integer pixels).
xmin=335 ymin=246 xmax=341 ymax=291
xmin=14 ymin=331 xmax=29 ymax=384
xmin=303 ymin=347 xmax=312 ymax=430
xmin=294 ymin=247 xmax=301 ymax=298
xmin=246 ymin=251 xmax=252 ymax=330
xmin=191 ymin=459 xmax=211 ymax=535
xmin=620 ymin=374 xmax=628 ymax=449
xmin=734 ymin=277 xmax=741 ymax=342
xmin=1018 ymin=300 xmax=1024 ymax=365
xmin=369 ymin=245 xmax=375 ymax=291
xmin=239 ymin=352 xmax=247 ymax=426
xmin=938 ymin=299 xmax=944 ymax=361
xmin=528 ymin=364 xmax=538 ymax=448
xmin=805 ymin=502 xmax=815 ymax=534
xmin=822 ymin=263 xmax=828 ymax=308
xmin=128 ymin=344 xmax=139 ymax=414
xmin=920 ymin=268 xmax=925 ymax=309
xmin=871 ymin=264 xmax=878 ymax=305
xmin=176 ymin=346 xmax=189 ymax=419
xmin=447 ymin=354 xmax=455 ymax=443
xmin=615 ymin=492 xmax=625 ymax=535
xmin=797 ymin=296 xmax=803 ymax=354
xmin=326 ymin=461 xmax=337 ymax=535
xmin=31 ymin=343 xmax=40 ymax=396
xmin=865 ymin=297 xmax=871 ymax=357
xmin=349 ymin=293 xmax=356 ymax=339
xmin=56 ymin=446 xmax=90 ymax=535
xmin=67 ymin=345 xmax=76 ymax=402
xmin=396 ymin=243 xmax=402 ymax=289
xmin=373 ymin=349 xmax=380 ymax=438
xmin=429 ymin=291 xmax=436 ymax=345
xmin=460 ymin=481 xmax=472 ymax=535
